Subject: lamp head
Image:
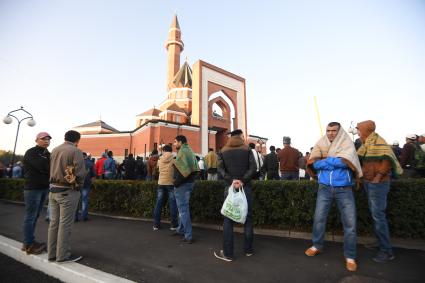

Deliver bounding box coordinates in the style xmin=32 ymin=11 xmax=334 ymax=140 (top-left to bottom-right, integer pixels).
xmin=27 ymin=118 xmax=36 ymax=127
xmin=3 ymin=116 xmax=12 ymax=124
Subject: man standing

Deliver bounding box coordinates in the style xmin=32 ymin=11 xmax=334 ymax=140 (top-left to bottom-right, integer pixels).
xmin=204 ymin=148 xmax=218 ymax=180
xmin=391 ymin=141 xmax=402 ymax=161
xmin=214 ymin=129 xmax=256 ymax=262
xmin=153 ymin=145 xmax=178 ymax=231
xmin=304 ymin=122 xmax=362 ymax=272
xmin=249 ymin=143 xmax=263 ymax=180
xmin=173 ymin=135 xmax=199 ymax=243
xmin=400 ymin=134 xmax=418 ymax=178
xmin=123 ymin=153 xmax=137 ymax=180
xmin=48 ymin=130 xmax=86 ymax=263
xmin=103 ymin=151 xmax=116 ymax=180
xmin=356 ymin=120 xmax=402 ymax=263
xmin=277 ymin=136 xmax=301 ymax=180
xmin=261 ymin=146 xmax=280 ymax=180
xmin=95 ymin=153 xmax=107 ymax=179
xmin=22 ymin=132 xmax=51 ymax=254
xmin=79 ymin=152 xmax=96 ymax=221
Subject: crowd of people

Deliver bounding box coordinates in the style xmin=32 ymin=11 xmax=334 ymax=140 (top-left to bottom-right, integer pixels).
xmin=11 ymin=121 xmax=425 ymax=271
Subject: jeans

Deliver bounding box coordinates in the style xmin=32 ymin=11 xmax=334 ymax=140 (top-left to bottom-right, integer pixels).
xmin=23 ymin=189 xmax=48 ymax=245
xmin=312 ymin=184 xmax=357 ymax=259
xmin=223 ymin=185 xmax=253 ymax=258
xmin=80 ymin=187 xmax=91 ymax=220
xmin=280 ymin=171 xmax=299 ymax=180
xmin=174 ymin=182 xmax=194 ymax=240
xmin=47 ymin=189 xmax=80 ymax=261
xmin=364 ymin=181 xmax=393 ymax=254
xmin=153 ymin=185 xmax=178 ymax=228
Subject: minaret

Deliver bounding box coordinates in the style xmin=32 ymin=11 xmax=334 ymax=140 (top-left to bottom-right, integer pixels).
xmin=165 ymin=15 xmax=184 ymax=91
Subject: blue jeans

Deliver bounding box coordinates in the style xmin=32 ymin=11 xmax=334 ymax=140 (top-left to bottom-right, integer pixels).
xmin=153 ymin=185 xmax=178 ymax=228
xmin=280 ymin=171 xmax=299 ymax=180
xmin=174 ymin=182 xmax=194 ymax=240
xmin=80 ymin=187 xmax=91 ymax=220
xmin=312 ymin=184 xmax=357 ymax=259
xmin=364 ymin=181 xmax=393 ymax=254
xmin=23 ymin=189 xmax=48 ymax=245
xmin=223 ymin=185 xmax=253 ymax=258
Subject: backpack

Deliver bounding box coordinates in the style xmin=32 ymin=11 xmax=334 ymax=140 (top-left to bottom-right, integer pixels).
xmin=414 ymin=144 xmax=425 ymax=170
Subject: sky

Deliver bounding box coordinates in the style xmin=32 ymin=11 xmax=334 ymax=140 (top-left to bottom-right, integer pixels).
xmin=1 ymin=0 xmax=424 ymax=156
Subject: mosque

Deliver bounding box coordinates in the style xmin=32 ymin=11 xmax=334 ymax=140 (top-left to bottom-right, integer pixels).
xmin=74 ymin=15 xmax=267 ymax=161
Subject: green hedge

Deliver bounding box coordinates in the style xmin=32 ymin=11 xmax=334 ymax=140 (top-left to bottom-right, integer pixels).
xmin=1 ymin=178 xmax=424 ymax=238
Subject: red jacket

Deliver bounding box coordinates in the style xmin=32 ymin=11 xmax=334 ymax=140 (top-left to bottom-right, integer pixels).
xmin=95 ymin=157 xmax=107 ymax=176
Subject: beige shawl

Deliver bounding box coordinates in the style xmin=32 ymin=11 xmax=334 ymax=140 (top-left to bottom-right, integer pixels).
xmin=309 ymin=128 xmax=363 ymax=178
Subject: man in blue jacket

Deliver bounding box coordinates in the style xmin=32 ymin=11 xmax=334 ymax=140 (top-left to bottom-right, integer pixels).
xmin=305 ymin=122 xmax=363 ymax=272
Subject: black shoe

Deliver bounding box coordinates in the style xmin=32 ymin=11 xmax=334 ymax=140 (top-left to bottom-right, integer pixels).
xmin=214 ymin=250 xmax=233 ymax=262
xmin=373 ymin=251 xmax=395 ymax=263
xmin=57 ymin=255 xmax=83 ymax=263
xmin=48 ymin=257 xmax=56 ymax=262
xmin=180 ymin=238 xmax=193 ymax=244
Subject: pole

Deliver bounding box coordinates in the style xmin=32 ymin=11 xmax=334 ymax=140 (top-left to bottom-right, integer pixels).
xmin=9 ymin=121 xmax=21 ymax=178
xmin=314 ymin=96 xmax=323 ymax=136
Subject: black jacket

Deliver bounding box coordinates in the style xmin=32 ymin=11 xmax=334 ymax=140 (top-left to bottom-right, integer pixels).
xmin=218 ymin=136 xmax=257 ymax=186
xmin=261 ymin=151 xmax=279 ymax=175
xmin=23 ymin=146 xmax=50 ymax=190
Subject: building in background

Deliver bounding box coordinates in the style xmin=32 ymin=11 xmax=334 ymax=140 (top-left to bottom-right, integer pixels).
xmin=74 ymin=15 xmax=266 ymax=161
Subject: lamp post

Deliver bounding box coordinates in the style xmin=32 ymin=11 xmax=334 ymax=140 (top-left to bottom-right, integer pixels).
xmin=3 ymin=106 xmax=36 ymax=177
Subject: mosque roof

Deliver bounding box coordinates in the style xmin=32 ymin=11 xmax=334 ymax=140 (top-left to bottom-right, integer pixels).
xmin=74 ymin=120 xmax=119 ymax=133
xmin=136 ymin=108 xmax=161 ymax=117
xmin=172 ymin=60 xmax=192 ymax=88
xmin=166 ymin=103 xmax=186 ymax=113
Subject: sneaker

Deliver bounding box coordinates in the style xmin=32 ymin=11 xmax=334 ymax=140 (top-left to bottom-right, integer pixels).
xmin=345 ymin=258 xmax=357 ymax=272
xmin=169 ymin=226 xmax=178 ymax=231
xmin=56 ymin=255 xmax=83 ymax=263
xmin=305 ymin=246 xmax=321 ymax=257
xmin=214 ymin=250 xmax=233 ymax=262
xmin=153 ymin=226 xmax=159 ymax=231
xmin=26 ymin=242 xmax=46 ymax=255
xmin=245 ymin=252 xmax=254 ymax=257
xmin=372 ymin=251 xmax=395 ymax=263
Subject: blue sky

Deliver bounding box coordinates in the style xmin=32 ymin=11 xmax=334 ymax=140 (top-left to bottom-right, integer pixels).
xmin=1 ymin=0 xmax=424 ymax=155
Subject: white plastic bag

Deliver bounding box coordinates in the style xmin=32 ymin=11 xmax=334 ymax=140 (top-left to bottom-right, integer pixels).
xmin=220 ymin=186 xmax=248 ymax=224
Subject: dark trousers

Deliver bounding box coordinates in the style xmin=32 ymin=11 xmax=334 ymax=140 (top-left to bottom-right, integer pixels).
xmin=223 ymin=185 xmax=253 ymax=258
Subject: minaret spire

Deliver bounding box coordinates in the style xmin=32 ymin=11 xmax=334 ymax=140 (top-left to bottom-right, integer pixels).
xmin=165 ymin=14 xmax=184 ymax=91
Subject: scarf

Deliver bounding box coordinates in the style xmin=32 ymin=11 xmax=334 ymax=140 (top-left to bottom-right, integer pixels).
xmin=309 ymin=128 xmax=363 ymax=178
xmin=357 ymin=132 xmax=403 ymax=177
xmin=174 ymin=143 xmax=199 ymax=178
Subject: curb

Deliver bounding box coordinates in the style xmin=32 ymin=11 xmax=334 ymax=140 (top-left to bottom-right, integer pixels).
xmin=0 ymin=235 xmax=136 ymax=283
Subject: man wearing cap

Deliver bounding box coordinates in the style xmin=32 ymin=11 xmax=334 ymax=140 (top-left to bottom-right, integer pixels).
xmin=277 ymin=136 xmax=301 ymax=180
xmin=356 ymin=120 xmax=402 ymax=263
xmin=22 ymin=132 xmax=52 ymax=255
xmin=391 ymin=141 xmax=402 ymax=161
xmin=400 ymin=134 xmax=418 ymax=178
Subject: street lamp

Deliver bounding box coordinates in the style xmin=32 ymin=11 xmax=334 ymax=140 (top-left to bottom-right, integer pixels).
xmin=3 ymin=106 xmax=36 ymax=177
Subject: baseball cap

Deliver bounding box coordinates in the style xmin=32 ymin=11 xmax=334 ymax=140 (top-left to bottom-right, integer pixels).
xmin=392 ymin=140 xmax=399 ymax=146
xmin=36 ymin=132 xmax=52 ymax=140
xmin=406 ymin=134 xmax=417 ymax=140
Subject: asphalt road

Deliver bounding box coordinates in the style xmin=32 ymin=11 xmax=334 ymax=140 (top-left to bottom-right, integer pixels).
xmin=0 ymin=201 xmax=424 ymax=283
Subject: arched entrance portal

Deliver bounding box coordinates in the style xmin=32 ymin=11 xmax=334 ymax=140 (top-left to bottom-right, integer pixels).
xmin=208 ymin=91 xmax=236 ymax=150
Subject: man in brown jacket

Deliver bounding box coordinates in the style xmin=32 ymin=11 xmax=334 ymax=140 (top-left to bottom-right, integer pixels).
xmin=153 ymin=145 xmax=178 ymax=230
xmin=356 ymin=120 xmax=402 ymax=263
xmin=277 ymin=136 xmax=301 ymax=180
xmin=48 ymin=130 xmax=86 ymax=263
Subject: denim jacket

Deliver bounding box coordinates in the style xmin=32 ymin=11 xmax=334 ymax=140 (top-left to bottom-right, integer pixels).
xmin=313 ymin=157 xmax=354 ymax=187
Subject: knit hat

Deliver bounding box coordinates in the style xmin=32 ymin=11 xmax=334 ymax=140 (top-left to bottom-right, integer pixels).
xmin=283 ymin=136 xmax=291 ymax=144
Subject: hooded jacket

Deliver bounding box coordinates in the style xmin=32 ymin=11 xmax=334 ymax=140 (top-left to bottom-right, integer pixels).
xmin=356 ymin=120 xmax=393 ymax=182
xmin=158 ymin=152 xmax=174 ymax=186
xmin=218 ymin=135 xmax=257 ymax=186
